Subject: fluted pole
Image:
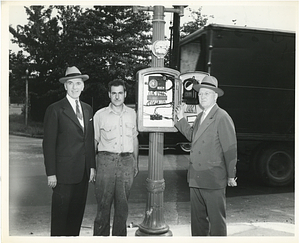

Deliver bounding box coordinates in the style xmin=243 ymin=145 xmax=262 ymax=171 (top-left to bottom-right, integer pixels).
xmin=152 ymin=6 xmax=165 ymax=68
xmin=135 ymin=5 xmax=172 ymax=236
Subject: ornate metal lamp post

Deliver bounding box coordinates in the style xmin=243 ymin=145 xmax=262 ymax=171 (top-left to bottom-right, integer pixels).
xmin=133 ymin=5 xmax=185 ymax=236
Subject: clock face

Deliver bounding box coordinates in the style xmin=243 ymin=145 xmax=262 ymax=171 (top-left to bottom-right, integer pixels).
xmin=184 ymin=80 xmax=194 ymax=91
xmin=149 ymin=79 xmax=158 ymax=89
xmin=152 ymin=40 xmax=169 ymax=58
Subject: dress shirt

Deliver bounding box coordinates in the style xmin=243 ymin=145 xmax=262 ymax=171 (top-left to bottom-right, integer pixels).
xmin=201 ymin=104 xmax=215 ymax=124
xmin=93 ymin=103 xmax=138 ymax=153
xmin=66 ymin=94 xmax=84 ymax=128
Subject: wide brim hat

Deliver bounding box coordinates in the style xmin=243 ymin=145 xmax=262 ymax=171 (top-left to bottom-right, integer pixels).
xmin=59 ymin=66 xmax=89 ymax=83
xmin=193 ymin=75 xmax=224 ymax=97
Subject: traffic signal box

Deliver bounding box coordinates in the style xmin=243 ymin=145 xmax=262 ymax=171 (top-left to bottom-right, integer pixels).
xmin=137 ymin=67 xmax=181 ymax=132
xmin=180 ymin=71 xmax=209 ymax=125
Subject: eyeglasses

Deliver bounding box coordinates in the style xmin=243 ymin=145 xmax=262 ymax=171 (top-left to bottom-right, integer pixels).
xmin=198 ymin=92 xmax=215 ymax=97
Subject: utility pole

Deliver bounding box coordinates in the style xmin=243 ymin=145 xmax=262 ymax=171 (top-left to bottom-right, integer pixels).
xmin=170 ymin=6 xmax=183 ymax=70
xmin=21 ymin=69 xmax=34 ymax=126
xmin=25 ymin=69 xmax=29 ymax=126
xmin=133 ymin=5 xmax=185 ymax=236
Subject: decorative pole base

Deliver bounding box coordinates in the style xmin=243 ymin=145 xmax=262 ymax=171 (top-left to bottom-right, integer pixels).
xmin=135 ymin=228 xmax=173 ymax=236
xmin=135 ymin=133 xmax=172 ymax=237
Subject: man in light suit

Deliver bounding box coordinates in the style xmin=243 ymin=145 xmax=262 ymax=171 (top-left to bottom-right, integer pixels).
xmin=175 ymin=75 xmax=237 ymax=236
xmin=43 ymin=66 xmax=96 ymax=236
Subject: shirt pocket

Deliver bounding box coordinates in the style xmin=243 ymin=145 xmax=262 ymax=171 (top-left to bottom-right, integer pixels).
xmin=125 ymin=122 xmax=135 ymax=137
xmin=101 ymin=125 xmax=117 ymax=142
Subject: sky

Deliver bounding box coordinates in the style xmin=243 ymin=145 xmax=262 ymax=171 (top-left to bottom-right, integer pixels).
xmin=5 ymin=1 xmax=299 ymax=53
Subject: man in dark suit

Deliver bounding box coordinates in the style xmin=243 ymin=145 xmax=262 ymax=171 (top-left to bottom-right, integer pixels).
xmin=175 ymin=75 xmax=237 ymax=236
xmin=42 ymin=66 xmax=96 ymax=236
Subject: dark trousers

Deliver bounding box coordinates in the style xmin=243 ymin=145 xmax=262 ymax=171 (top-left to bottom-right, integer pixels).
xmin=190 ymin=187 xmax=227 ymax=236
xmin=93 ymin=152 xmax=134 ymax=236
xmin=50 ymin=173 xmax=88 ymax=236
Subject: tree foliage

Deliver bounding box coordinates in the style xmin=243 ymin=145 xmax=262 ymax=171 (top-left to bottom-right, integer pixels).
xmin=9 ymin=5 xmax=211 ymax=121
xmin=9 ymin=5 xmax=152 ymax=120
xmin=9 ymin=50 xmax=29 ymax=103
xmin=180 ymin=7 xmax=214 ymax=37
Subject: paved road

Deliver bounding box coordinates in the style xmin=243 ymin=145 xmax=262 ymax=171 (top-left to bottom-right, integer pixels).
xmin=6 ymin=135 xmax=295 ymax=238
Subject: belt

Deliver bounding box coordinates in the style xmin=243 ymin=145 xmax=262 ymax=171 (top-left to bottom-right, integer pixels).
xmin=98 ymin=151 xmax=133 ymax=157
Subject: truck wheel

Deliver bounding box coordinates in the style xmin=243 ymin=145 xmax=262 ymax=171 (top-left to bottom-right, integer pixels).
xmin=257 ymin=146 xmax=294 ymax=186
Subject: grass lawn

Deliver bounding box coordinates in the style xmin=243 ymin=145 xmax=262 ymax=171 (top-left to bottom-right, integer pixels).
xmin=9 ymin=114 xmax=44 ymax=137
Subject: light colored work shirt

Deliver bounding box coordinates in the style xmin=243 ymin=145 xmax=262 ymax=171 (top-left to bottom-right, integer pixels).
xmin=93 ymin=103 xmax=138 ymax=153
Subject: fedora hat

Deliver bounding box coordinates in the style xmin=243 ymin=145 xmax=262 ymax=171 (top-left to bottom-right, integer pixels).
xmin=193 ymin=75 xmax=224 ymax=97
xmin=59 ymin=66 xmax=89 ymax=83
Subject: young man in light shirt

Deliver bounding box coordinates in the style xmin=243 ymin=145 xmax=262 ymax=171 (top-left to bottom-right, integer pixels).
xmin=93 ymin=79 xmax=139 ymax=236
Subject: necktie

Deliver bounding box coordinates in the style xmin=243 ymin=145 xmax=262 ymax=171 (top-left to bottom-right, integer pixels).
xmin=75 ymin=100 xmax=83 ymax=120
xmin=200 ymin=110 xmax=206 ymax=124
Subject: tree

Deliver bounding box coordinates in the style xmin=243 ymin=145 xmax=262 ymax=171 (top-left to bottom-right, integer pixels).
xmin=180 ymin=7 xmax=214 ymax=37
xmin=59 ymin=6 xmax=152 ymax=108
xmin=9 ymin=5 xmax=152 ymax=121
xmin=9 ymin=50 xmax=28 ymax=104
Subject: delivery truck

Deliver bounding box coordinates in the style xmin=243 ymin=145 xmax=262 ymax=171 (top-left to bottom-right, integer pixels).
xmin=177 ymin=24 xmax=295 ymax=186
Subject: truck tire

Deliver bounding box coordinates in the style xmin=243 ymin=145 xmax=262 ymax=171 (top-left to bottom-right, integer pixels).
xmin=257 ymin=145 xmax=294 ymax=186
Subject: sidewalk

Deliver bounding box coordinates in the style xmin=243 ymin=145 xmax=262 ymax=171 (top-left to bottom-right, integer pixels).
xmin=80 ymin=201 xmax=296 ymax=237
xmin=125 ymin=223 xmax=296 ymax=237
xmin=126 ymin=222 xmax=295 ymax=237
xmin=8 ymin=203 xmax=295 ymax=237
xmin=79 ymin=204 xmax=296 ymax=237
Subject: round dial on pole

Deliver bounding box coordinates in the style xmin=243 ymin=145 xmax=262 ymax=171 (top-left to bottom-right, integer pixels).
xmin=149 ymin=79 xmax=158 ymax=89
xmin=152 ymin=40 xmax=170 ymax=59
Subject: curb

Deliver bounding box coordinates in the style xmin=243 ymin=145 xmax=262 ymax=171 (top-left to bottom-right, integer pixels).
xmin=9 ymin=132 xmax=43 ymax=139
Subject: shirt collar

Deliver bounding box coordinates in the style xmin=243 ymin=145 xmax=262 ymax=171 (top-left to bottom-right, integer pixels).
xmin=66 ymin=94 xmax=79 ymax=106
xmin=108 ymin=103 xmax=128 ymax=114
xmin=203 ymin=103 xmax=216 ymax=115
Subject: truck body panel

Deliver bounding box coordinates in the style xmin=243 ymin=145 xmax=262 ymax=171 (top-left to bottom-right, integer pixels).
xmin=179 ymin=24 xmax=295 ymax=139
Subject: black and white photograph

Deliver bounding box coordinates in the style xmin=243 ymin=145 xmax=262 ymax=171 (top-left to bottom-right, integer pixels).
xmin=1 ymin=1 xmax=299 ymax=242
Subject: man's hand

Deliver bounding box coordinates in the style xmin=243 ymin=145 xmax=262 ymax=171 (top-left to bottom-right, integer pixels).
xmin=175 ymin=104 xmax=185 ymax=121
xmin=227 ymin=177 xmax=237 ymax=187
xmin=89 ymin=168 xmax=96 ymax=183
xmin=48 ymin=175 xmax=57 ymax=188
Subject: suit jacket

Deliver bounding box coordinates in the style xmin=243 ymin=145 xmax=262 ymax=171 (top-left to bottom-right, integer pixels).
xmin=43 ymin=97 xmax=96 ymax=184
xmin=175 ymin=104 xmax=237 ymax=189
